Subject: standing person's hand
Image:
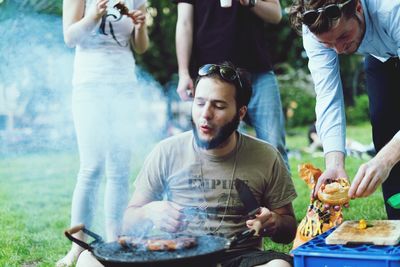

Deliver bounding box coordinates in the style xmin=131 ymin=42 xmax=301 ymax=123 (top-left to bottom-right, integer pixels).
xmin=177 ymin=74 xmax=194 ymax=101
xmin=87 ymin=0 xmax=109 ymax=21
xmin=128 ymin=9 xmax=146 ymax=31
xmin=144 ymin=201 xmax=186 ymax=232
xmin=349 ymin=157 xmax=392 ymax=198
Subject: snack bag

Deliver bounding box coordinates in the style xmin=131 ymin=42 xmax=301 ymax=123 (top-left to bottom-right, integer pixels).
xmin=292 ymin=163 xmax=349 ymax=249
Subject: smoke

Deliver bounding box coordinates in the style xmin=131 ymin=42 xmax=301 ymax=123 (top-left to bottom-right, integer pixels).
xmin=0 ymin=9 xmax=167 ymax=157
xmin=0 ymin=10 xmax=72 ymax=154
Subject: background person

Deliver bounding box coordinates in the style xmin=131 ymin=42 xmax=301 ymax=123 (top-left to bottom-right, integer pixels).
xmin=289 ymin=0 xmax=400 ymax=218
xmin=57 ymin=0 xmax=149 ymax=266
xmin=76 ymin=62 xmax=297 ymax=267
xmin=305 ymin=121 xmax=375 ymax=159
xmin=173 ymin=0 xmax=290 ymax=169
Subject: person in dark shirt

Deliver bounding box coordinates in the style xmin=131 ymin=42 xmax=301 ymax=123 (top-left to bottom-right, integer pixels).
xmin=174 ymin=0 xmax=289 ymax=169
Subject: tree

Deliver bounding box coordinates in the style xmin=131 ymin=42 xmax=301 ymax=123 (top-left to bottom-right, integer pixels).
xmin=135 ymin=2 xmax=178 ymax=87
xmin=1 ymin=0 xmax=365 ymax=105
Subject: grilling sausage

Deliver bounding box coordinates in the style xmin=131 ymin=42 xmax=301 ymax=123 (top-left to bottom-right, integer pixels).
xmin=147 ymin=237 xmax=197 ymax=251
xmin=118 ymin=236 xmax=197 ymax=251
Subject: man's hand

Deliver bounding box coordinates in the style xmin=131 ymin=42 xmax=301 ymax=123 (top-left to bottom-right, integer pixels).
xmin=349 ymin=156 xmax=391 ymax=198
xmin=313 ymin=151 xmax=348 ymax=199
xmin=246 ymin=207 xmax=277 ymax=237
xmin=144 ymin=201 xmax=186 ymax=232
xmin=313 ymin=168 xmax=348 ymax=198
xmin=349 ymin=131 xmax=400 ymax=198
xmin=177 ymin=74 xmax=194 ymax=101
xmin=246 ymin=204 xmax=296 ymax=243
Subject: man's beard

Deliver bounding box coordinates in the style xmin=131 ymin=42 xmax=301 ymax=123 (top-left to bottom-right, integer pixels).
xmin=347 ymin=14 xmax=365 ymax=54
xmin=192 ymin=113 xmax=240 ymax=150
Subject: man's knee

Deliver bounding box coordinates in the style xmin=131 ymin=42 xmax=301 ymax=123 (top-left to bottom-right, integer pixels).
xmin=76 ymin=250 xmax=104 ymax=267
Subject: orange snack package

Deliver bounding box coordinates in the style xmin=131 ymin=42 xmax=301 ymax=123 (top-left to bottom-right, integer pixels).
xmin=292 ymin=163 xmax=348 ymax=249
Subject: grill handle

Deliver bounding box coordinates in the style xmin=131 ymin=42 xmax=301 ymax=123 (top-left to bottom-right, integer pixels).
xmin=64 ymin=224 xmax=103 ymax=251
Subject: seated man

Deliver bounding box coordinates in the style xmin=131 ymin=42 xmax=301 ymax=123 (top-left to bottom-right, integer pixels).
xmin=76 ymin=61 xmax=297 ymax=267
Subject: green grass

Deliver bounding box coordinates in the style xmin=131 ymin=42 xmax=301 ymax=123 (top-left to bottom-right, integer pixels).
xmin=0 ymin=123 xmax=386 ymax=266
xmin=0 ymin=153 xmax=78 ymax=267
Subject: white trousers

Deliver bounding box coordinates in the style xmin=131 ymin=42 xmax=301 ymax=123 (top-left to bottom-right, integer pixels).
xmin=70 ymin=85 xmax=137 ymax=240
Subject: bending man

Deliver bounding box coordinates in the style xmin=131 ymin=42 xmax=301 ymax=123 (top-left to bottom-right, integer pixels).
xmin=289 ymin=0 xmax=400 ymax=218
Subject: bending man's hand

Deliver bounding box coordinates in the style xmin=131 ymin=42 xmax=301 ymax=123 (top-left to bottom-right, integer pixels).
xmin=349 ymin=156 xmax=391 ymax=198
xmin=349 ymin=131 xmax=400 ymax=198
xmin=313 ymin=151 xmax=348 ymax=199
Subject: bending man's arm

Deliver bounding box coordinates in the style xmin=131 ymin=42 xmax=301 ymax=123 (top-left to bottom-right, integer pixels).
xmin=302 ymin=26 xmax=349 ymax=195
xmin=349 ymin=131 xmax=400 ymax=198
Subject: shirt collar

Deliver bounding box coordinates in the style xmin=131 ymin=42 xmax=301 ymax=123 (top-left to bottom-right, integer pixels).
xmin=356 ymin=0 xmax=373 ymax=54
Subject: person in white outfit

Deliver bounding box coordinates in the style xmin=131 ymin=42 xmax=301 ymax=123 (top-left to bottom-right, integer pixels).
xmin=56 ymin=0 xmax=148 ymax=266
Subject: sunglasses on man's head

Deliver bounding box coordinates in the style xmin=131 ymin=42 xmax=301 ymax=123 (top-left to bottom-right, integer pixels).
xmin=302 ymin=0 xmax=352 ymax=27
xmin=198 ymin=64 xmax=243 ymax=89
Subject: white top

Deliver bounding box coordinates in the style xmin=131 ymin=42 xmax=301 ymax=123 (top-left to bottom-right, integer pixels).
xmin=73 ymin=0 xmax=146 ymax=87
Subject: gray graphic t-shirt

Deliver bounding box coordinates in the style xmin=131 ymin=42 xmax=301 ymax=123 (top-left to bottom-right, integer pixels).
xmin=133 ymin=131 xmax=297 ymax=250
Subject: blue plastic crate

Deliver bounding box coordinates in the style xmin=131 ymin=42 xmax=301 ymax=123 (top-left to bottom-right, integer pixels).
xmin=291 ymin=228 xmax=400 ymax=267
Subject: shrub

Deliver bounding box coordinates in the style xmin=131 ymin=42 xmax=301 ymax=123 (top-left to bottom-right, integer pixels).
xmin=346 ymin=94 xmax=370 ymax=125
xmin=277 ymin=63 xmax=316 ymax=128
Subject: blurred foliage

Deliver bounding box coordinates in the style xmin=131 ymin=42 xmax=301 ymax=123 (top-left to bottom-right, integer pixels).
xmin=135 ymin=2 xmax=178 ymax=85
xmin=339 ymin=54 xmax=366 ymax=106
xmin=277 ymin=63 xmax=316 ymax=128
xmin=346 ymin=94 xmax=370 ymax=125
xmin=1 ymin=0 xmax=368 ymax=115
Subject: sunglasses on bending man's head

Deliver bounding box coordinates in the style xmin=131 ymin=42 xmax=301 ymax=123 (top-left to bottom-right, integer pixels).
xmin=302 ymin=0 xmax=353 ymax=27
xmin=198 ymin=64 xmax=243 ymax=89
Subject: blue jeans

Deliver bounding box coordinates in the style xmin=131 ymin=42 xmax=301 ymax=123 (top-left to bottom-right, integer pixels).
xmin=244 ymin=71 xmax=289 ymax=170
xmin=364 ymin=55 xmax=400 ymax=219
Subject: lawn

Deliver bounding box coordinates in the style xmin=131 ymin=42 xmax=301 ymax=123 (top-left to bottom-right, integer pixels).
xmin=0 ymin=123 xmax=386 ymax=266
